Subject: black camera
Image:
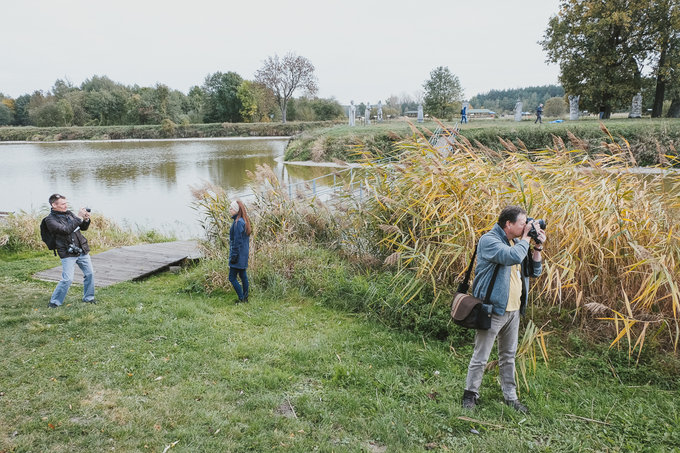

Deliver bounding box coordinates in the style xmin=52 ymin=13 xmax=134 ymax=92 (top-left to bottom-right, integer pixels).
xmin=85 ymin=208 xmax=91 ymax=213
xmin=527 ymin=217 xmax=547 ymax=242
xmin=67 ymin=243 xmax=83 ymax=255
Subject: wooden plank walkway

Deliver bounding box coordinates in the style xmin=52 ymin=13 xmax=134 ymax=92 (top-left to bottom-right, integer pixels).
xmin=33 ymin=240 xmax=202 ymax=287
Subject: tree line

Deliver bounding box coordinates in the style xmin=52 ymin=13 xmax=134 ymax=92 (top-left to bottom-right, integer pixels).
xmin=542 ymin=0 xmax=680 ymax=118
xmin=469 ymin=85 xmax=565 ymax=115
xmin=0 ymin=53 xmax=344 ymax=127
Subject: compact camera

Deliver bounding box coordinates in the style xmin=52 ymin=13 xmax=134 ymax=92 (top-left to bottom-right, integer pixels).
xmin=67 ymin=243 xmax=83 ymax=255
xmin=527 ymin=217 xmax=547 ymax=242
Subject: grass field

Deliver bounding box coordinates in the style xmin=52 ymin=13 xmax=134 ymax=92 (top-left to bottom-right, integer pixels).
xmin=1 ymin=250 xmax=679 ymax=452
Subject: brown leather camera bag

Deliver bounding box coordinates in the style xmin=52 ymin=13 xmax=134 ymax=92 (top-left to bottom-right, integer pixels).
xmin=450 ymin=242 xmax=499 ymax=330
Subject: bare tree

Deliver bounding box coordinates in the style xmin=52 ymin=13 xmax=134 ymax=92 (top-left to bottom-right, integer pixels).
xmin=255 ymin=52 xmax=318 ymax=123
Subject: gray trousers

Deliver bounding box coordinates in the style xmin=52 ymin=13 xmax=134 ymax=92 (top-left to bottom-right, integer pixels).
xmin=465 ymin=310 xmax=520 ymax=401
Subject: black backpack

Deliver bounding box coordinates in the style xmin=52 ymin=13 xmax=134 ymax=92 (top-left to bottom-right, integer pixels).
xmin=40 ymin=217 xmax=57 ymax=255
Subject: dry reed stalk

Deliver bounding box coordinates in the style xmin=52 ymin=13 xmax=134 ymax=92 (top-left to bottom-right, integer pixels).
xmin=361 ymin=132 xmax=680 ymax=354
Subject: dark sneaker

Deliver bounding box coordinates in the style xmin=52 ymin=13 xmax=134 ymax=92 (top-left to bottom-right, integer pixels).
xmin=83 ymin=299 xmax=96 ymax=304
xmin=505 ymin=399 xmax=529 ymax=414
xmin=48 ymin=302 xmax=59 ymax=308
xmin=462 ymin=390 xmax=478 ymax=410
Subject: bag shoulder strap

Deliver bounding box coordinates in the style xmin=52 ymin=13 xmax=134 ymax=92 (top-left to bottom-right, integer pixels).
xmin=483 ymin=264 xmax=501 ymax=303
xmin=457 ymin=238 xmax=501 ymax=303
xmin=456 ymin=241 xmax=478 ymax=294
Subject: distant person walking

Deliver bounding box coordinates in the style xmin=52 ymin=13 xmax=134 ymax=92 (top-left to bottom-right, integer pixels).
xmin=535 ymin=104 xmax=543 ymax=124
xmin=460 ymin=105 xmax=468 ymax=124
xmin=228 ymin=200 xmax=251 ymax=304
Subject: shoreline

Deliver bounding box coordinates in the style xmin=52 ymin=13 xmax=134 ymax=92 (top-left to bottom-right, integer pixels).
xmin=0 ymin=136 xmax=293 ymax=145
xmin=277 ymin=155 xmax=362 ymax=168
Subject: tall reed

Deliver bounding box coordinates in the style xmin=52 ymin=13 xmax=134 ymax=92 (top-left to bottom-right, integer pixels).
xmin=361 ymin=125 xmax=680 ymax=354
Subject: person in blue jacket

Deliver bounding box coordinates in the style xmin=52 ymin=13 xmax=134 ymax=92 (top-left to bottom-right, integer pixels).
xmin=462 ymin=206 xmax=546 ymax=414
xmin=228 ymin=199 xmax=251 ymax=303
xmin=535 ymin=103 xmax=543 ymax=124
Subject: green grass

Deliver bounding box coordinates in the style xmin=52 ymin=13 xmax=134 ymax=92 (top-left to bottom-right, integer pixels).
xmin=1 ymin=251 xmax=679 ymax=452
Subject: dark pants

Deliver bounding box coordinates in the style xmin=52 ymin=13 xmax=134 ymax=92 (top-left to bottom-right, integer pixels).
xmin=229 ymin=267 xmax=249 ymax=301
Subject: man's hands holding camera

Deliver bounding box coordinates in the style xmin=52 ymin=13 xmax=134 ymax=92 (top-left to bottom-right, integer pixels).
xmin=530 ymin=221 xmax=546 ymax=245
xmin=78 ymin=207 xmax=91 ymax=220
xmin=523 ymin=219 xmax=547 ymax=257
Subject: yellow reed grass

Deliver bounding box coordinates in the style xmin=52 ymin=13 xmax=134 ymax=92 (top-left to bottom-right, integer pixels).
xmin=362 ymin=126 xmax=680 ymax=354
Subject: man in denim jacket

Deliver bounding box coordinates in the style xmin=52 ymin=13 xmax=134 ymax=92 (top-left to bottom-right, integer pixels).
xmin=462 ymin=206 xmax=546 ymax=413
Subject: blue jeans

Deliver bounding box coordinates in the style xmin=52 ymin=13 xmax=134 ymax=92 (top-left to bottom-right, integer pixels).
xmin=228 ymin=267 xmax=249 ymax=301
xmin=50 ymin=253 xmax=95 ymax=306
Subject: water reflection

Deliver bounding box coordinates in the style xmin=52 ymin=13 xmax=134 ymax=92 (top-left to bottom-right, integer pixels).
xmin=0 ymin=138 xmax=341 ymax=238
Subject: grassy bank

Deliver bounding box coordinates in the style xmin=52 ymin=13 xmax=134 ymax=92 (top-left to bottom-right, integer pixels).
xmin=0 ymin=121 xmax=336 ymax=142
xmin=284 ymin=122 xmax=422 ymax=162
xmin=285 ymin=118 xmax=680 ymax=166
xmin=1 ymin=248 xmax=679 ymax=452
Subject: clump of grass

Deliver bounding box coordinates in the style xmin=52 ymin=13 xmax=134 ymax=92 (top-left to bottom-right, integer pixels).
xmin=0 ymin=211 xmax=173 ymax=253
xmin=363 ymin=124 xmax=680 ymax=354
xmin=0 ymin=211 xmax=43 ymax=250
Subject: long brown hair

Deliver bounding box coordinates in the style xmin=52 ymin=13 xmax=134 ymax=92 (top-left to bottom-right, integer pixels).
xmin=235 ymin=200 xmax=252 ymax=236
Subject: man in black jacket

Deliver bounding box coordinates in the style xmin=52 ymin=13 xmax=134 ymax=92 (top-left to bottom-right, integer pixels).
xmin=45 ymin=193 xmax=96 ymax=308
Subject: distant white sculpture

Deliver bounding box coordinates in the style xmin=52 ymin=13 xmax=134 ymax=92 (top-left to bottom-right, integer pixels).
xmin=417 ymin=104 xmax=424 ymax=123
xmin=349 ymin=101 xmax=356 ymax=126
xmin=365 ymin=103 xmax=371 ymax=125
xmin=569 ymin=95 xmax=580 ymax=120
xmin=514 ymin=100 xmax=523 ymax=122
xmin=629 ymin=93 xmax=642 ymax=118
xmin=377 ymin=101 xmax=383 ymax=122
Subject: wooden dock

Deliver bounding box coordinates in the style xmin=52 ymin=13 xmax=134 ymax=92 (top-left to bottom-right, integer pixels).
xmin=33 ymin=240 xmax=203 ymax=287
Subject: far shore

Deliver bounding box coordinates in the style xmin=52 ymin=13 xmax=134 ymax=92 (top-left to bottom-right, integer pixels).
xmin=0 ymin=120 xmax=337 ymax=143
xmin=0 ymin=136 xmax=293 ymax=145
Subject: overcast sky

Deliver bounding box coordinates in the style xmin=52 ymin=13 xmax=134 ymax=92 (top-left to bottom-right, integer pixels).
xmin=2 ymin=0 xmax=561 ymax=104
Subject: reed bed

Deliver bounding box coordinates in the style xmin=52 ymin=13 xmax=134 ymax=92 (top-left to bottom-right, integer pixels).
xmin=190 ymin=125 xmax=680 ymax=356
xmin=361 ymin=125 xmax=680 ymax=355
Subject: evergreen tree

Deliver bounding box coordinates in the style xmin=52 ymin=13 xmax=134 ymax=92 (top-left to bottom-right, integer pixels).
xmin=423 ymin=66 xmax=462 ymax=119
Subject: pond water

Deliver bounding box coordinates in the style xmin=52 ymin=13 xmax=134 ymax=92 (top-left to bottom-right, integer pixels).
xmin=0 ymin=138 xmax=340 ymax=238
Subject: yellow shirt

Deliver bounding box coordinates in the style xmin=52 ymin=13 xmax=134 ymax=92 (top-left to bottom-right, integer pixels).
xmin=506 ymin=242 xmax=522 ymax=312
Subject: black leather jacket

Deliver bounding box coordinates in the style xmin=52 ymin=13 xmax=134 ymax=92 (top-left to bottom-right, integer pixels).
xmin=44 ymin=209 xmax=91 ymax=258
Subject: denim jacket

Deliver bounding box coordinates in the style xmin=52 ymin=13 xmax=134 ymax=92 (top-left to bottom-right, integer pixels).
xmin=471 ymin=224 xmax=542 ymax=315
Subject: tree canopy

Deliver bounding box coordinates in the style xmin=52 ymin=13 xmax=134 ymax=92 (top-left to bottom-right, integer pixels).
xmin=422 ymin=66 xmax=462 ymax=119
xmin=202 ymin=72 xmax=244 ymax=123
xmin=255 ymin=52 xmax=318 ymax=123
xmin=542 ymin=0 xmax=680 ymax=118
